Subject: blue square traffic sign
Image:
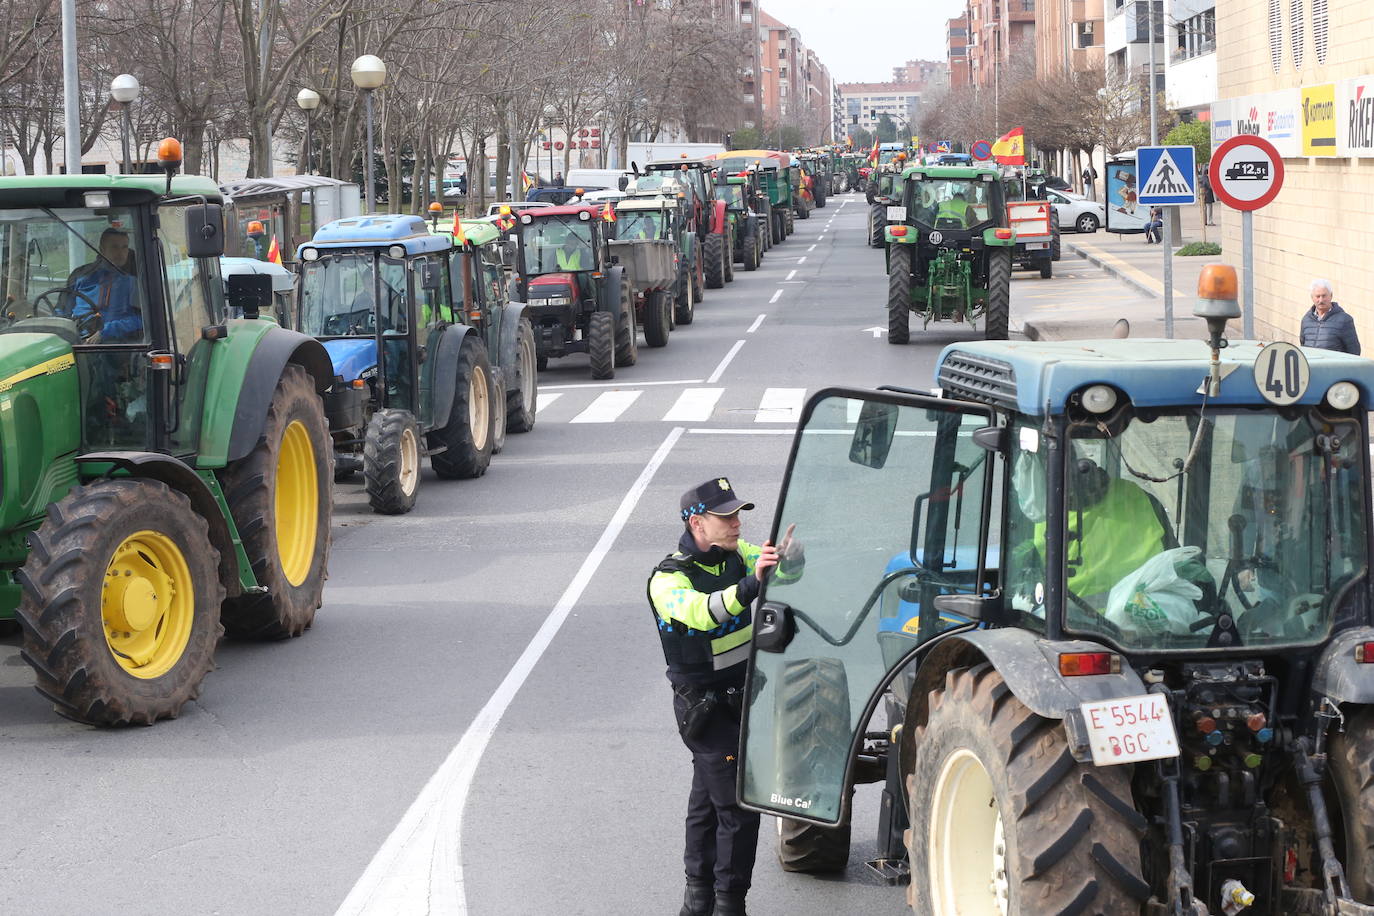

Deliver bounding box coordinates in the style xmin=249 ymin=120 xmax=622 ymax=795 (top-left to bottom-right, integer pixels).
xmin=1136 ymin=145 xmax=1196 ymax=205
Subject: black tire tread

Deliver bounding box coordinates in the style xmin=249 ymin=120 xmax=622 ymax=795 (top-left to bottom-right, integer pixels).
xmin=364 ymin=408 xmax=421 ymax=514
xmin=430 ymin=336 xmax=494 ymax=479
xmin=506 ymin=317 xmax=537 ymax=434
xmin=887 ymin=246 xmax=911 ymax=344
xmin=614 ymin=284 xmax=638 ymax=367
xmin=588 ymin=311 xmax=615 ymax=379
xmin=985 ymin=247 xmax=1012 ymax=340
xmin=643 ymin=289 xmax=670 ymax=348
xmin=1328 ymin=706 xmax=1374 ymax=901
xmin=775 ymin=657 xmax=853 ymax=873
xmin=704 ymin=233 xmax=725 ymax=289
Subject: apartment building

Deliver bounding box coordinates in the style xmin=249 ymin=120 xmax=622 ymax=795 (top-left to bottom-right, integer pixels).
xmin=756 ymin=8 xmax=834 ymax=145
xmin=967 ymin=0 xmax=1037 ymax=90
xmin=1036 ymin=0 xmax=1105 ymax=80
xmin=837 ymin=82 xmax=925 ymax=140
xmin=948 ymin=16 xmax=971 ymax=87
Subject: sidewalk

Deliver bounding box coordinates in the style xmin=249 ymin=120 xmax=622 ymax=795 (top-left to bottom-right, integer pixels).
xmin=1023 ymin=201 xmax=1225 ymax=341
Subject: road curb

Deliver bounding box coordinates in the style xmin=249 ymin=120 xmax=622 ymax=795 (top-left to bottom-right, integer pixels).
xmin=1066 ymin=239 xmax=1162 ymax=301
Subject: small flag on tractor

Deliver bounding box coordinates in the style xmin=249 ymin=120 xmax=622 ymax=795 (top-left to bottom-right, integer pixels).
xmin=520 ymin=170 xmax=534 ymax=195
xmin=992 ymin=127 xmax=1025 ymax=165
xmin=600 ymin=202 xmax=615 ymax=222
xmin=452 ymin=210 xmax=467 ymax=246
xmin=867 ymin=137 xmax=880 ymax=165
xmin=266 ymin=235 xmax=282 ymax=265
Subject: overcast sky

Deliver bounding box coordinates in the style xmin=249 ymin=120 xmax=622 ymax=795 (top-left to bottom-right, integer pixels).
xmin=760 ymin=0 xmax=967 ymax=83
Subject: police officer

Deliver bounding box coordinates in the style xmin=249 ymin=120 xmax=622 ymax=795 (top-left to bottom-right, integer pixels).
xmin=649 ymin=478 xmax=796 ymax=916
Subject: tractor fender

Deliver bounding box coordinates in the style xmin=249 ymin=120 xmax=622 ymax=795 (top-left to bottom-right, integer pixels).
xmin=899 ymin=628 xmax=1148 ymax=768
xmin=710 ymin=199 xmax=727 ymax=235
xmin=76 ymin=452 xmax=242 ymax=597
xmin=429 ymin=323 xmax=480 ymax=431
xmin=681 ymin=231 xmax=697 ymax=266
xmin=596 ymin=265 xmax=626 ymax=316
xmin=203 ymin=324 xmax=333 ymax=466
xmin=495 ymin=301 xmax=529 ymax=391
xmin=1312 ymin=626 xmax=1374 ymax=705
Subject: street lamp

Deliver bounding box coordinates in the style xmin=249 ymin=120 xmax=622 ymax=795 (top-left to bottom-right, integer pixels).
xmin=350 ymin=54 xmax=386 ymax=213
xmin=296 ymin=88 xmax=320 ymax=176
xmin=110 ymin=74 xmax=140 ymax=174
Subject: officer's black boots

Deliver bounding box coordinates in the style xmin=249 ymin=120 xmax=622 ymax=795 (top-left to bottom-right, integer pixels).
xmin=678 ymin=880 xmax=714 ymax=916
xmin=713 ymin=890 xmax=749 ymax=916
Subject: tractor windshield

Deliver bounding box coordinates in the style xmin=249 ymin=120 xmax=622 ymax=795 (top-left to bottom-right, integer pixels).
xmin=907 ymin=178 xmax=996 ymax=231
xmin=0 ymin=206 xmax=149 ymax=345
xmin=720 ymin=185 xmax=745 ymax=209
xmin=298 ymin=251 xmax=408 ymax=337
xmin=1007 ymin=408 xmax=1368 ymax=651
xmin=615 ymin=211 xmax=663 ymax=240
xmin=521 ymin=216 xmax=594 ymax=275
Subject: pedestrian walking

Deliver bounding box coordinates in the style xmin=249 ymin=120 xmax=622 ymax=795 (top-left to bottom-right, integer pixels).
xmin=1200 ymin=171 xmax=1215 ymax=225
xmin=648 ymin=477 xmax=801 ymax=916
xmin=1082 ymin=164 xmax=1098 ymax=200
xmin=1300 ymin=279 xmax=1361 ymax=354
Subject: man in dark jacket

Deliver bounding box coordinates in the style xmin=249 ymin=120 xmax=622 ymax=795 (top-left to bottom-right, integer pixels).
xmin=1300 ymin=279 xmax=1360 ymax=354
xmin=649 ymin=478 xmax=799 ymax=916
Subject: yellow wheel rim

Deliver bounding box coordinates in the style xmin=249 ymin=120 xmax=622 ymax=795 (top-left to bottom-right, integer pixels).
xmin=468 ymin=368 xmax=490 ymax=450
xmin=275 ymin=419 xmax=319 ymax=587
xmin=102 ymin=530 xmax=195 ymax=679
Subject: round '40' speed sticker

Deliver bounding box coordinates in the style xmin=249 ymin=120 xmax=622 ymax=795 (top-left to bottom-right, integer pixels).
xmin=1253 ymin=341 xmax=1310 ymax=406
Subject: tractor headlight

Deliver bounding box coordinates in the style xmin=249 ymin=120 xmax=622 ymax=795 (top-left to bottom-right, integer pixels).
xmin=1080 ymin=384 xmax=1118 ymax=414
xmin=300 ymin=246 xmax=319 ymax=262
xmin=1326 ymin=381 xmax=1360 ymax=410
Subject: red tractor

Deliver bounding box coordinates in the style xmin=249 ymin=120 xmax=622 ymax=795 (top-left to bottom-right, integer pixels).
xmin=639 ymin=158 xmax=732 ymax=290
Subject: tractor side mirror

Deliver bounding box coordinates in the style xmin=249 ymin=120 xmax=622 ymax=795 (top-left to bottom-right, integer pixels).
xmin=500 ymin=241 xmax=517 ymax=267
xmin=618 ymin=176 xmax=629 ymax=191
xmin=932 ymin=593 xmax=1013 ymax=626
xmin=184 ymin=203 xmax=224 ymax=258
xmin=849 ymin=399 xmax=897 ymax=469
xmin=420 ymin=262 xmax=441 ymax=291
xmin=972 ymin=425 xmax=1008 ymax=453
xmin=226 ymin=273 xmax=272 ymax=320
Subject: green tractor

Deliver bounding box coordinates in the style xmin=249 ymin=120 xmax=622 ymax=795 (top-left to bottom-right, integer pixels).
xmin=883 ymin=164 xmax=1014 ymax=342
xmin=715 ymin=173 xmax=764 ymax=272
xmin=295 ymin=213 xmax=536 ymax=515
xmin=0 ymin=163 xmax=334 ymax=726
xmin=705 ymin=150 xmax=795 ymax=247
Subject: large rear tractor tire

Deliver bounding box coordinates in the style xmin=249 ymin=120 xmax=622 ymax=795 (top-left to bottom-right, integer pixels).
xmin=908 ymin=664 xmax=1148 ymax=915
xmin=430 ymin=335 xmax=495 ymax=479
xmin=588 ymin=311 xmax=615 ymax=380
xmin=16 ymin=479 xmax=224 ymax=725
xmin=887 ymin=245 xmax=912 ymax=345
xmin=674 ymin=260 xmax=695 ymax=327
xmin=704 ymin=233 xmax=725 ymax=289
xmin=365 ymin=408 xmax=422 ymax=514
xmin=506 ymin=317 xmax=538 ymax=434
xmin=218 ymin=364 xmax=331 ymax=639
xmin=723 ymin=234 xmax=735 ymax=283
xmin=1327 ymin=707 xmax=1374 ymax=902
xmin=1050 ymin=208 xmax=1062 ymax=261
xmin=869 ymin=206 xmax=885 ymax=248
xmin=614 ymin=285 xmax=638 ymax=367
xmin=775 ymin=657 xmax=853 ymax=873
xmin=762 ymin=213 xmax=773 ymax=251
xmin=745 ymin=231 xmax=760 ymax=271
xmin=643 ymin=289 xmax=671 ymax=348
xmin=796 ymin=204 xmax=810 ymax=220
xmin=985 ymin=248 xmax=1012 ymax=340
xmin=772 ymin=211 xmax=785 ymax=245
xmin=691 ymin=251 xmax=704 ymax=302
xmin=785 ymin=209 xmax=795 ymax=235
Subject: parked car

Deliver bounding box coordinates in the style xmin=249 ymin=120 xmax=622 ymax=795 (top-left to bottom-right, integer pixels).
xmin=1042 ymin=174 xmax=1072 ymax=191
xmin=484 ymin=200 xmax=557 ymax=217
xmin=1046 ymin=188 xmax=1106 ymax=233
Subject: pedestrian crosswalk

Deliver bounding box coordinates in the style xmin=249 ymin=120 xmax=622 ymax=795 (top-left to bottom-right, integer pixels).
xmin=536 ymin=385 xmax=810 ymax=426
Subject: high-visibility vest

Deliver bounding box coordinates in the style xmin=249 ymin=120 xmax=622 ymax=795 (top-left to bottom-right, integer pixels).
xmin=936 ymin=198 xmax=971 ymax=226
xmin=556 ymin=247 xmax=584 ymax=270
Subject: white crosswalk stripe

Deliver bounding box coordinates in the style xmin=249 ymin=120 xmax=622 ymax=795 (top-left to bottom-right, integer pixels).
xmin=569 ymin=390 xmax=642 ymax=423
xmin=535 ymin=392 xmax=562 ymax=413
xmin=755 ymin=387 xmax=806 ymax=423
xmin=662 ymin=387 xmax=724 ymax=422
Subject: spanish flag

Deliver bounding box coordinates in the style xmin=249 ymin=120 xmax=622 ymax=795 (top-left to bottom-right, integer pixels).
xmin=267 ymin=235 xmax=282 ymax=265
xmin=866 ymin=137 xmax=880 ymax=165
xmin=992 ymin=127 xmax=1025 ymax=165
xmin=601 ymin=202 xmax=616 ymax=223
xmin=452 ymin=211 xmax=467 ymax=246
xmin=520 ymin=170 xmax=534 ymax=195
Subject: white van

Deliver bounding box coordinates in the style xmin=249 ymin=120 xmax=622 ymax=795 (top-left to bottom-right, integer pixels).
xmin=565 ymin=168 xmax=634 ymax=192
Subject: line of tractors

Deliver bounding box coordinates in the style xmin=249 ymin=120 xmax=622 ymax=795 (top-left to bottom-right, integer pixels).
xmin=857 ymin=144 xmax=1064 ymax=342
xmin=0 ymin=144 xmax=824 ymax=728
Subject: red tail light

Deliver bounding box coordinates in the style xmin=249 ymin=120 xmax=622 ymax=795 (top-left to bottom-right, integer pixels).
xmin=1058 ymin=652 xmax=1120 ymax=676
xmin=994 ymin=228 xmax=1014 ymax=239
xmin=890 ymin=226 xmax=908 ymax=237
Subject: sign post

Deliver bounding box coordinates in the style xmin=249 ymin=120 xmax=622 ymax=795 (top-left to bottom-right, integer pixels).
xmin=1209 ymin=134 xmax=1285 ymax=338
xmin=1137 ymin=145 xmax=1197 ymax=338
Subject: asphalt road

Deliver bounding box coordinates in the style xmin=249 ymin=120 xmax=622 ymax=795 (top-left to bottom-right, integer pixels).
xmin=0 ymin=196 xmax=1136 ymax=916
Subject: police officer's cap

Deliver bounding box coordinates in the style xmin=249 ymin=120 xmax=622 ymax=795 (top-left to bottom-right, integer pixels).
xmin=681 ymin=477 xmax=755 ymax=520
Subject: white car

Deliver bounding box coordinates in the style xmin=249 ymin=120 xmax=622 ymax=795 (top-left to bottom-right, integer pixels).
xmin=1046 ymin=188 xmax=1106 ymax=233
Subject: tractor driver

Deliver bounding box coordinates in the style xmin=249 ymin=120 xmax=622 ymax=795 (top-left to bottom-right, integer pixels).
xmin=935 ymin=190 xmax=973 ymax=229
xmin=555 ymin=225 xmax=591 ymax=271
xmin=67 ymin=228 xmax=143 ymax=343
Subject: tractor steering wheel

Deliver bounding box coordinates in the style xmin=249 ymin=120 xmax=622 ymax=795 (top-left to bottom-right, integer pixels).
xmin=27 ymin=287 xmax=104 ymax=337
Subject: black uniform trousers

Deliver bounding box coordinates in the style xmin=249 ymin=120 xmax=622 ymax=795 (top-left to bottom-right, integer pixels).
xmin=673 ymin=688 xmax=760 ymax=893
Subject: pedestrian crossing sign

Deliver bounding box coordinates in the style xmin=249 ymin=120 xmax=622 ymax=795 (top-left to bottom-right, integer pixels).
xmin=1136 ymin=145 xmax=1196 ymax=205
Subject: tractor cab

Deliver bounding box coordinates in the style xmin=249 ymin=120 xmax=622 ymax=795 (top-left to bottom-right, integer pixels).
xmin=512 ymin=205 xmax=605 ymax=305
xmin=743 ymin=269 xmax=1374 ymax=914
xmin=906 ymin=166 xmax=1003 ymax=234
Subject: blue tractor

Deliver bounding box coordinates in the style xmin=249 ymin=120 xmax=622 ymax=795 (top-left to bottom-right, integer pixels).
xmin=742 ymin=267 xmax=1374 ymax=916
xmin=295 ymin=214 xmax=536 ymax=514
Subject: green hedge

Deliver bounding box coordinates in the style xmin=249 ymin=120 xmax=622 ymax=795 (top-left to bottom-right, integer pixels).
xmin=1176 ymin=242 xmax=1221 ymax=256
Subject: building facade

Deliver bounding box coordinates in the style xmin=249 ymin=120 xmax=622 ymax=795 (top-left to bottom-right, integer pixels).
xmin=1214 ymin=0 xmax=1373 ymax=345
xmin=1165 ymin=0 xmax=1216 ymax=120
xmin=948 ymin=16 xmax=971 ymax=87
xmin=837 ymin=82 xmax=925 ymax=141
xmin=755 ymin=8 xmax=834 ymax=146
xmin=1036 ymin=0 xmax=1105 ymax=81
xmin=967 ymin=0 xmax=1037 ymax=90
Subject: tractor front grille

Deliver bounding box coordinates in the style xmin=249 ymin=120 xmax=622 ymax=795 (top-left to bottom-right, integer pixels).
xmin=938 ymin=351 xmax=1017 ymax=410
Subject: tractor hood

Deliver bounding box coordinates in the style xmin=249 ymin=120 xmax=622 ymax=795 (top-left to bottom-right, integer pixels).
xmin=322 ymin=338 xmax=377 ymax=383
xmin=0 ymin=332 xmax=77 ymax=391
xmin=527 ymin=273 xmax=577 ymax=295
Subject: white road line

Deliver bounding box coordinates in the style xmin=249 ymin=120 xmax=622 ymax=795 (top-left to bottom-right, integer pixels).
xmin=707 ymin=340 xmax=746 ymax=384
xmin=747 ymin=314 xmax=766 ymax=333
xmin=535 ymin=392 xmax=562 ymax=414
xmin=540 ymin=377 xmax=703 ymax=391
xmin=785 ymin=270 xmax=796 ymax=281
xmin=689 ymin=428 xmax=796 ymax=435
xmin=807 ymin=245 xmax=816 ymax=252
xmin=756 ymin=387 xmax=807 ymax=423
xmin=769 ymin=289 xmax=783 ymax=304
xmin=569 ymin=390 xmax=641 ymax=423
xmin=796 ymin=257 xmax=807 ymax=264
xmin=662 ymin=387 xmax=724 ymax=422
xmin=334 ymin=427 xmax=685 ymax=916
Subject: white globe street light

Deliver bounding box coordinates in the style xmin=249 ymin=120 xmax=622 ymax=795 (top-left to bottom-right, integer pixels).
xmin=297 ymin=88 xmax=320 ymax=176
xmin=351 ymin=55 xmax=387 ymax=212
xmin=110 ymin=74 xmax=141 ymax=173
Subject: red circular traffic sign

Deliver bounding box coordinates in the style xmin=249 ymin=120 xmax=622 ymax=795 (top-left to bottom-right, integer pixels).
xmin=971 ymin=140 xmax=992 ymax=161
xmin=1209 ymin=135 xmax=1284 ymax=211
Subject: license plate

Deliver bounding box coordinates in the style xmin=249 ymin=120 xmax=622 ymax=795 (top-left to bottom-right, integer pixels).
xmin=886 ymin=206 xmax=907 ymax=222
xmin=1079 ymin=694 xmax=1179 ymax=766
xmin=1024 ymin=241 xmax=1048 ymax=250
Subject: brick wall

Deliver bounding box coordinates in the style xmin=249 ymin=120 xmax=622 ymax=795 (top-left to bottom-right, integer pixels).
xmin=1217 ymin=0 xmax=1374 ymax=345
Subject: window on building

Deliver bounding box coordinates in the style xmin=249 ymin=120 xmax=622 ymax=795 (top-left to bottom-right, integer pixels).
xmin=1174 ymin=8 xmax=1214 ymax=60
xmin=1076 ymin=19 xmax=1097 ymax=48
xmin=778 ymin=47 xmax=787 ymax=58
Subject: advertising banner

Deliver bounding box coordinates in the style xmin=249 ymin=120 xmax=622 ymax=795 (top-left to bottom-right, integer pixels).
xmin=1301 ymin=84 xmax=1337 ymax=156
xmin=1105 ymin=157 xmax=1148 ymax=233
xmin=1336 ymin=74 xmax=1374 ymax=156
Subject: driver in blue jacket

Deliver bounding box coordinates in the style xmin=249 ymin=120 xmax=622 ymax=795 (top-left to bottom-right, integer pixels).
xmin=68 ymin=228 xmax=142 ymax=342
